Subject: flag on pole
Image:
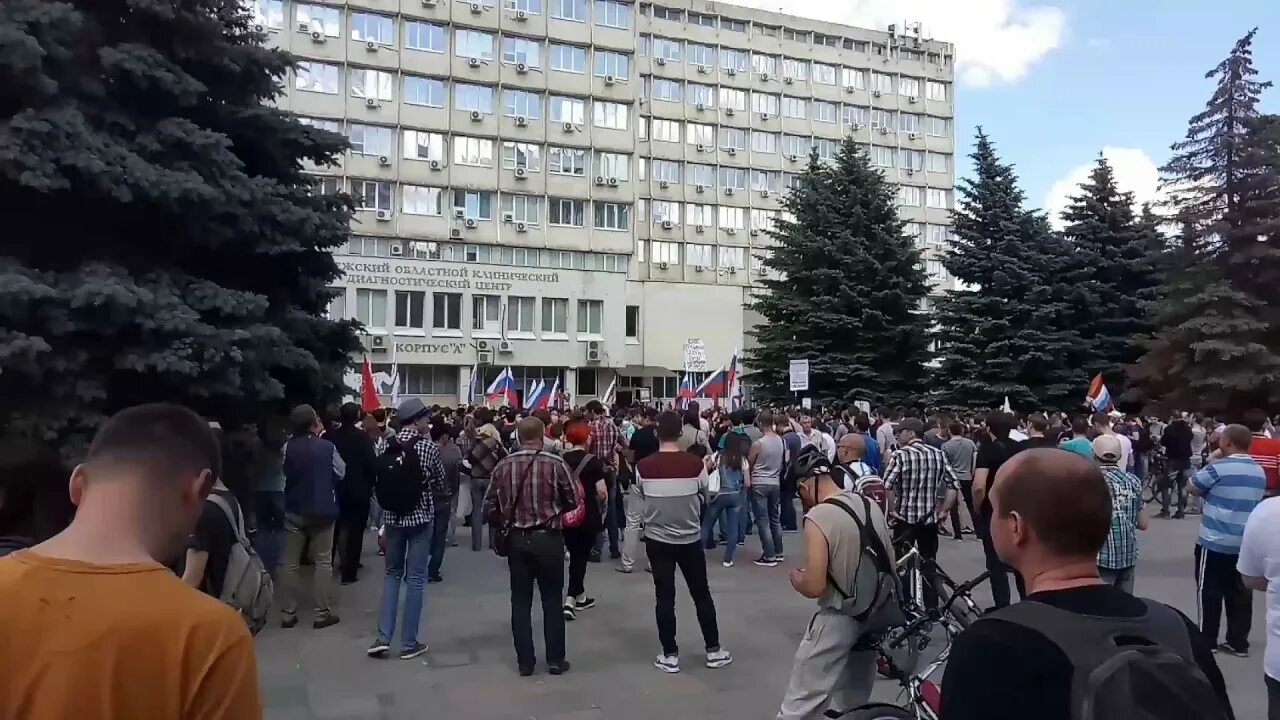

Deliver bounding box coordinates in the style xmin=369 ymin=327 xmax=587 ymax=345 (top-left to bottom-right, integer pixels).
xmin=1086 ymin=373 xmax=1112 ymax=412
xmin=531 ymin=380 xmax=554 ymax=410
xmin=695 ymin=366 xmax=727 ymax=405
xmin=464 ymin=365 xmax=479 ymax=405
xmin=547 ymin=378 xmax=562 ymax=409
xmin=726 ymin=350 xmax=742 ymax=410
xmin=485 ymin=367 xmax=518 ymax=406
xmin=1001 ymin=396 xmax=1013 ymax=414
xmin=675 ymin=374 xmax=695 ymax=409
xmin=600 ymin=375 xmax=617 ymax=407
xmin=359 ymin=356 xmax=381 ymax=412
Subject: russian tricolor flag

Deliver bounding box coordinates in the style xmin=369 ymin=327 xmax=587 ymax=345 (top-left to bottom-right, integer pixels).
xmin=695 ymin=366 xmax=727 ymax=400
xmin=485 ymin=367 xmax=519 ymax=407
xmin=676 ymin=374 xmax=695 ymax=409
xmin=1086 ymin=373 xmax=1112 ymax=413
xmin=526 ymin=379 xmax=549 ymax=410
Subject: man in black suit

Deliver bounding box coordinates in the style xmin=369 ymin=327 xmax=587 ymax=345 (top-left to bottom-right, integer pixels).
xmin=328 ymin=402 xmax=379 ymax=584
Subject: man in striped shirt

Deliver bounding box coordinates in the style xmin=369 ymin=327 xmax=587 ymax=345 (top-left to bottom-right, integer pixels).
xmin=1190 ymin=424 xmax=1267 ymax=656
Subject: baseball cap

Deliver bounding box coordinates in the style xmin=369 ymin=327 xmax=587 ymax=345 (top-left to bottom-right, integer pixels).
xmin=1092 ymin=435 xmax=1121 ymax=463
xmin=897 ymin=417 xmax=925 ymax=435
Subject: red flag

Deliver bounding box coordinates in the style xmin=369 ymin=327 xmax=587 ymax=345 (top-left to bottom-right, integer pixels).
xmin=360 ymin=356 xmax=381 ymax=412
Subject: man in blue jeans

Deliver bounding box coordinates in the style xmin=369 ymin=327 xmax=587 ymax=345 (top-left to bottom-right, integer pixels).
xmin=368 ymin=398 xmax=446 ymax=661
xmin=427 ymin=422 xmax=463 ymax=584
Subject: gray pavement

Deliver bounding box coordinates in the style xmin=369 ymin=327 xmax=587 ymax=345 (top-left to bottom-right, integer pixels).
xmin=255 ymin=509 xmax=1268 ymax=719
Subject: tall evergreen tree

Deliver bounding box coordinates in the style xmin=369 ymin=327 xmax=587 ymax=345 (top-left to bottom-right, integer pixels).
xmin=747 ymin=138 xmax=931 ymax=407
xmin=1057 ymin=157 xmax=1161 ymax=388
xmin=1134 ymin=28 xmax=1280 ymax=411
xmin=0 ymin=0 xmax=360 ymax=448
xmin=931 ymin=130 xmax=1082 ymax=411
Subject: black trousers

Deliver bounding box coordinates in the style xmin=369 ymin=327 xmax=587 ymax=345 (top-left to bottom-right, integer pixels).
xmin=646 ymin=539 xmax=720 ymax=656
xmin=894 ymin=521 xmax=940 ymax=609
xmin=1195 ymin=544 xmax=1252 ymax=650
xmin=564 ymin=527 xmax=595 ymax=599
xmin=1161 ymin=458 xmax=1191 ymax=514
xmin=978 ymin=507 xmax=1026 ymax=609
xmin=335 ymin=501 xmax=369 ymax=583
xmin=1266 ymin=674 xmax=1280 ymax=720
xmin=508 ymin=528 xmax=566 ymax=667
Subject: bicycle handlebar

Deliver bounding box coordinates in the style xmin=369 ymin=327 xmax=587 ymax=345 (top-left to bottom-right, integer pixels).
xmin=888 ymin=570 xmax=991 ymax=648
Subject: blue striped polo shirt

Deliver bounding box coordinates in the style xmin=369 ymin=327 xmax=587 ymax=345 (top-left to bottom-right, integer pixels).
xmin=1191 ymin=454 xmax=1266 ymax=554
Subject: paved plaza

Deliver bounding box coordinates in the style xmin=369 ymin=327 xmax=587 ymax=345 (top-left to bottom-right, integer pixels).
xmin=255 ymin=510 xmax=1269 ymax=720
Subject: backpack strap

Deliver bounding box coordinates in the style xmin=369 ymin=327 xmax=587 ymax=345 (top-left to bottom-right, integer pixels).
xmin=207 ymin=492 xmax=250 ymax=546
xmin=819 ymin=495 xmax=896 ymax=607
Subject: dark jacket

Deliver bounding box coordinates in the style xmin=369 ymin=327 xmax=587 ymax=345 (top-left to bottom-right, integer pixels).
xmin=1162 ymin=420 xmax=1194 ymax=461
xmin=283 ymin=434 xmax=342 ymax=518
xmin=326 ymin=424 xmax=378 ymax=509
xmin=0 ymin=536 xmax=32 ymax=559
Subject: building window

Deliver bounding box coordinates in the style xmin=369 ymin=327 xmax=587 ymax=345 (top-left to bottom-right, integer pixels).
xmin=594 ymin=202 xmax=630 ymax=230
xmin=813 ymin=101 xmax=837 ymax=124
xmin=404 ymin=20 xmax=445 ymax=52
xmin=577 ymin=300 xmax=603 ymax=335
xmin=549 ymin=198 xmax=586 ymax=227
xmin=403 ymin=76 xmax=445 ymax=107
xmin=549 ymin=43 xmax=587 ymax=72
xmin=926 ymin=152 xmax=950 ymax=173
xmin=432 ymin=293 xmax=462 ymax=331
xmin=502 ymin=141 xmax=542 ymax=171
xmin=545 ymin=146 xmax=586 ymax=176
xmin=782 ymin=134 xmax=809 ymax=157
xmin=750 ymin=208 xmax=777 ymax=232
xmin=926 ymin=80 xmax=948 ymax=102
xmin=687 ymin=83 xmax=716 ymax=109
xmin=752 ymin=54 xmax=777 ymax=76
xmin=312 ymin=175 xmax=343 ymax=195
xmin=688 ymin=12 xmax=715 ymax=28
xmin=782 ymin=28 xmax=807 ymax=42
xmin=899 ymin=149 xmax=924 ymax=172
xmin=720 ymin=127 xmax=746 ymax=151
xmin=718 ymin=245 xmax=745 ymax=269
xmin=651 ymin=118 xmax=681 ymax=142
xmin=782 ymin=57 xmax=807 ymax=82
xmin=685 ymin=122 xmax=714 ymax=146
xmin=594 ymin=0 xmax=631 ymax=28
xmin=871 ymin=146 xmax=894 ymax=168
xmin=503 ymin=88 xmax=542 ymax=118
xmin=502 ymin=36 xmax=542 ymax=67
xmin=720 ymin=48 xmax=748 ymax=73
xmin=505 ymin=0 xmax=543 ymax=14
xmin=354 ymin=179 xmax=392 ymax=211
xmin=782 ymin=96 xmax=807 ymax=119
xmin=350 ymin=68 xmax=394 ymax=101
xmin=452 ymin=136 xmax=494 ymax=167
xmin=394 ymin=290 xmax=426 ymax=329
xmin=688 ymin=43 xmax=716 ymax=68
xmin=842 ymin=67 xmax=866 ymax=89
xmin=751 ymin=131 xmax=777 ymax=154
xmin=652 ymin=7 xmax=683 ymax=21
xmin=685 ymin=203 xmax=713 ymax=227
xmin=869 ymin=109 xmax=894 ymax=130
xmin=814 ymin=138 xmax=837 ymax=162
xmin=719 ymin=167 xmax=746 ymax=190
xmin=471 ymin=294 xmax=501 ymax=332
xmin=502 ymin=194 xmax=541 ymax=224
xmin=454 ymin=82 xmax=494 ymax=114
xmin=686 ymin=243 xmax=714 ymax=266
xmin=650 ymin=376 xmax=677 ymax=398
xmin=250 ymin=0 xmax=284 ymax=29
xmin=651 ymin=78 xmax=682 ymax=103
xmin=504 ymin=296 xmax=535 ymax=333
xmin=295 ymin=3 xmax=340 ymax=36
xmin=718 ymin=206 xmax=744 ymax=230
xmin=351 ymin=12 xmax=394 ymax=45
xmin=402 ymin=130 xmax=444 ymax=162
xmin=899 ymin=112 xmax=921 ymax=134
xmin=650 ymin=240 xmax=680 ymax=264
xmin=454 ymin=28 xmax=494 ymax=60
xmin=750 ymin=169 xmax=779 ymax=192
xmin=550 ymin=0 xmax=587 ymax=21
xmin=595 ymin=152 xmax=630 ymax=180
xmin=453 ymin=189 xmax=494 ymax=219
xmin=549 ymin=95 xmax=586 ymax=124
xmin=395 ymin=365 xmax=458 ymax=396
xmin=927 ymin=188 xmax=952 ymax=209
xmin=752 ymin=92 xmax=779 ymax=116
xmin=685 ymin=163 xmax=715 ymax=188
xmin=723 ymin=18 xmax=745 ymax=32
xmin=593 ymin=101 xmax=628 ymax=130
xmin=356 ymin=288 xmax=388 ymax=329
xmin=719 ymin=87 xmax=746 ymax=112
xmin=594 ymin=50 xmax=630 ymax=79
xmin=811 ymin=63 xmax=836 ymax=85
xmin=541 ymin=298 xmax=568 ymax=333
xmin=348 ymin=124 xmax=394 ymax=156
xmin=298 ymin=116 xmax=342 ymax=133
xmin=651 ymin=159 xmax=680 ymax=182
xmin=650 ymin=201 xmax=678 ymax=224
xmin=898 ymin=185 xmax=923 ymax=207
xmin=402 ymin=184 xmax=443 ymax=215
xmin=326 ymin=286 xmax=346 ymax=319
xmin=842 ymin=104 xmax=868 ymax=127
xmin=577 ymin=368 xmax=598 ymax=395
xmin=625 ymin=305 xmax=640 ymax=340
xmin=927 ymin=115 xmax=952 ymax=137
xmin=295 ymin=62 xmax=339 ymax=94
xmin=899 ymin=76 xmax=921 ymax=98
xmin=652 ymin=37 xmax=682 ymax=62
xmin=871 ymin=72 xmax=894 ymax=94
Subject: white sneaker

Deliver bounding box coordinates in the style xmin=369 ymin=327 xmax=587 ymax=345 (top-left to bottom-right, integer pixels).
xmin=722 ymin=560 xmax=734 ymax=568
xmin=705 ymin=649 xmax=733 ymax=669
xmin=654 ymin=654 xmax=680 ymax=673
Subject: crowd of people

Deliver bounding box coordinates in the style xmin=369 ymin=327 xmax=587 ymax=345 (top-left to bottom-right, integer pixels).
xmin=2 ymin=397 xmax=1280 ymax=719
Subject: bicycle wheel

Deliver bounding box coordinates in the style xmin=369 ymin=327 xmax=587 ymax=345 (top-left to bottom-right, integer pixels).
xmin=839 ymin=703 xmax=916 ymax=720
xmin=1142 ymin=477 xmax=1158 ymax=504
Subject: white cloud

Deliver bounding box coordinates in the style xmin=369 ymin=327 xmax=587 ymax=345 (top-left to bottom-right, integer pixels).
xmin=722 ymin=0 xmax=1066 ymax=86
xmin=1044 ymin=147 xmax=1163 ymax=230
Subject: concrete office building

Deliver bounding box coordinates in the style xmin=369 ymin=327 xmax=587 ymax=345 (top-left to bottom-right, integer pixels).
xmin=251 ymin=0 xmax=956 ymax=407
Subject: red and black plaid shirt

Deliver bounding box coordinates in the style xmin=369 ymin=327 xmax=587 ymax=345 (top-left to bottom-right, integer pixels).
xmin=588 ymin=417 xmax=621 ymax=468
xmin=484 ymin=447 xmax=582 ymax=529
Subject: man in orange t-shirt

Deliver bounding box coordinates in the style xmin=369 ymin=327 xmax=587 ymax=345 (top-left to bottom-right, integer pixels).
xmin=1245 ymin=409 xmax=1280 ymax=495
xmin=0 ymin=403 xmax=261 ymax=720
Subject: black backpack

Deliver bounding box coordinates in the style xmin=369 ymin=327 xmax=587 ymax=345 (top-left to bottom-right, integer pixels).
xmin=984 ymin=599 xmax=1228 ymax=720
xmin=373 ymin=439 xmax=424 ymax=516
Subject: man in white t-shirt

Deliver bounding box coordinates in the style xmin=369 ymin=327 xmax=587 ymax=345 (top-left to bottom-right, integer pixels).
xmin=1238 ymin=496 xmax=1280 ymax=716
xmin=1093 ymin=414 xmax=1132 ymax=472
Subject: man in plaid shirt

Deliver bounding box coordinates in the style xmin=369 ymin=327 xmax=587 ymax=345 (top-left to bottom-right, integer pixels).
xmin=883 ymin=417 xmax=958 ymax=609
xmin=586 ymin=400 xmax=624 ymax=561
xmin=368 ymin=399 xmax=446 ymax=661
xmin=1094 ymin=435 xmax=1147 ymax=593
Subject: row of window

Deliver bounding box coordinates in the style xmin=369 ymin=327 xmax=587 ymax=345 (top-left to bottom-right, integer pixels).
xmin=341 ymin=287 xmax=608 ymax=337
xmin=256 ymin=0 xmax=636 ymax=36
xmin=343 ymin=236 xmax=629 ymax=273
xmin=639 ymin=99 xmax=952 ymax=136
xmin=636 ymin=241 xmax=760 ymax=270
xmin=367 ymin=365 xmax=631 ymax=399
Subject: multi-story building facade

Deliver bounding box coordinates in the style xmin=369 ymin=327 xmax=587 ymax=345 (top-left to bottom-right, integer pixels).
xmin=251 ymin=0 xmax=956 ymax=406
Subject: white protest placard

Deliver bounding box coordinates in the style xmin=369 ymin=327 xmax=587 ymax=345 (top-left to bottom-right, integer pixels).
xmin=788 ymin=359 xmax=810 ymax=392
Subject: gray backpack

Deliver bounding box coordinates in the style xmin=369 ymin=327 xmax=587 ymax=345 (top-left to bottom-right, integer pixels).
xmin=985 ymin=599 xmax=1228 ymax=720
xmin=207 ymin=493 xmax=274 ymax=636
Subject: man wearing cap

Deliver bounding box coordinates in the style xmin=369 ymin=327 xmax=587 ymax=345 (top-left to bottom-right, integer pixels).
xmin=1095 ymin=434 xmax=1148 ymax=593
xmin=882 ymin=417 xmax=959 ymax=609
xmin=367 ymin=398 xmax=447 ymax=661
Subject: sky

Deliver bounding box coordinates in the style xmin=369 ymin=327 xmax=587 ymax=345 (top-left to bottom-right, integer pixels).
xmin=726 ymin=0 xmax=1280 ymax=227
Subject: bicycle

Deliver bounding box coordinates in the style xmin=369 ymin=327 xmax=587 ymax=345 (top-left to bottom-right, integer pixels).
xmin=894 ymin=539 xmax=983 ymax=630
xmin=846 ymin=570 xmax=991 ymax=720
xmin=1143 ymin=449 xmax=1166 ymax=504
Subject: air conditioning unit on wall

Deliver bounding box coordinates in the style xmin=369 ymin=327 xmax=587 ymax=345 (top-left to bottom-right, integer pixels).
xmin=585 ymin=340 xmax=602 ymax=363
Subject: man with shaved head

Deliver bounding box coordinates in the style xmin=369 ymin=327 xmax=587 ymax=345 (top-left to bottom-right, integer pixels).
xmin=834 ymin=432 xmax=874 ymax=486
xmin=941 ymin=448 xmax=1233 ymax=720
